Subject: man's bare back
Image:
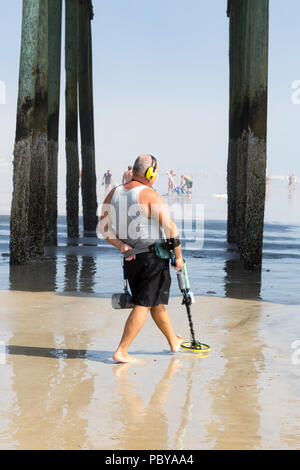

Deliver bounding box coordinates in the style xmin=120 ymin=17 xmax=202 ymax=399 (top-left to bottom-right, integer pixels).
xmin=122 ymin=167 xmax=133 ymax=185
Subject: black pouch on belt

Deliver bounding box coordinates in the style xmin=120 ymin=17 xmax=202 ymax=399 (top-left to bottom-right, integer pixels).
xmin=153 ymin=242 xmax=170 ymax=260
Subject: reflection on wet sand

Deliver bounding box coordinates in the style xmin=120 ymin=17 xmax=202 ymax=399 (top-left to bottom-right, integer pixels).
xmin=79 ymin=256 xmax=96 ymax=293
xmin=174 ymin=359 xmax=196 ymax=450
xmin=288 ymin=184 xmax=296 ymax=205
xmin=64 ymin=255 xmax=96 ymax=293
xmin=113 ymin=358 xmax=182 ymax=450
xmin=0 ymin=292 xmax=99 ymax=449
xmin=8 ymin=333 xmax=95 ymax=450
xmin=64 ymin=254 xmax=79 ymax=291
xmin=206 ymin=300 xmax=264 ymax=449
xmin=1 ymin=293 xmax=299 ymax=449
xmin=224 ymin=259 xmax=262 ymax=301
xmin=9 ymin=258 xmax=57 ymax=291
xmin=10 ymin=255 xmax=97 ymax=294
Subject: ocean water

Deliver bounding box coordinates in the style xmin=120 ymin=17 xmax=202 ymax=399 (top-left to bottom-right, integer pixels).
xmin=0 ymin=176 xmax=299 ymax=305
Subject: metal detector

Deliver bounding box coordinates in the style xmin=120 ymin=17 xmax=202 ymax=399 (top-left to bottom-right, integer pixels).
xmin=171 ymin=253 xmax=211 ymax=352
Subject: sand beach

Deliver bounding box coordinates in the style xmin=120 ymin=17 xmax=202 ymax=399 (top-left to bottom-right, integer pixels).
xmin=0 ymin=291 xmax=299 ymax=450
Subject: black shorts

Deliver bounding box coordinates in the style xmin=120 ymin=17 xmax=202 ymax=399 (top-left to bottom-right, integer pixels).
xmin=124 ymin=251 xmax=171 ymax=307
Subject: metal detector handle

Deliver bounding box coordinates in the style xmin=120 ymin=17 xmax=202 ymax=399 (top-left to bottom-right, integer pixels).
xmin=170 ymin=251 xmax=176 ymax=266
xmin=170 ymin=251 xmax=185 ymax=270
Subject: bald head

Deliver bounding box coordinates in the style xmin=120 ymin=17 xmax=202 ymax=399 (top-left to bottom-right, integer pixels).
xmin=133 ymin=154 xmax=156 ymax=177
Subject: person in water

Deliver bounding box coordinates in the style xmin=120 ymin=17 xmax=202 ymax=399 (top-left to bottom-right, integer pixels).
xmin=99 ymin=154 xmax=184 ymax=363
xmin=102 ymin=169 xmax=113 ymax=195
xmin=181 ymin=174 xmax=193 ymax=196
xmin=167 ymin=169 xmax=176 ymax=192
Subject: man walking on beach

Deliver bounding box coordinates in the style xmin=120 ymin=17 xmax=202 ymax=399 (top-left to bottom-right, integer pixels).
xmin=99 ymin=154 xmax=184 ymax=363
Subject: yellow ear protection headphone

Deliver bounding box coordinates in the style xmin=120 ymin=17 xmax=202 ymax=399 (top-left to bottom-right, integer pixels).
xmin=144 ymin=155 xmax=158 ymax=181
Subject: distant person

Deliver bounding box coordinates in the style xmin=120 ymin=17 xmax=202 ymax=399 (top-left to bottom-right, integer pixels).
xmin=181 ymin=174 xmax=193 ymax=196
xmin=102 ymin=169 xmax=113 ymax=195
xmin=288 ymin=174 xmax=297 ymax=185
xmin=265 ymin=174 xmax=271 ymax=202
xmin=288 ymin=173 xmax=297 ymax=199
xmin=288 ymin=174 xmax=297 ymax=205
xmin=167 ymin=170 xmax=176 ymax=192
xmin=122 ymin=165 xmax=133 ymax=185
xmin=79 ymin=169 xmax=82 ymax=187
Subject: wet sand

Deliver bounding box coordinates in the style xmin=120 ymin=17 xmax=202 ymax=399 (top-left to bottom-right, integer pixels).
xmin=0 ymin=290 xmax=299 ymax=450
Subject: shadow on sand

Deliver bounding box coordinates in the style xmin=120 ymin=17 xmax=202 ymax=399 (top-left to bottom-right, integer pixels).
xmin=4 ymin=345 xmax=176 ymax=364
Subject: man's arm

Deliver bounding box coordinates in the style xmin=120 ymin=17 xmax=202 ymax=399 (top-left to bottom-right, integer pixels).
xmin=98 ymin=189 xmax=136 ymax=260
xmin=98 ymin=189 xmax=122 ymax=250
xmin=139 ymin=189 xmax=184 ymax=270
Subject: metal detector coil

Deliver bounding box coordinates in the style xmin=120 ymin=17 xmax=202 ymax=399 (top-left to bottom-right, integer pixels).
xmin=181 ymin=341 xmax=211 ymax=352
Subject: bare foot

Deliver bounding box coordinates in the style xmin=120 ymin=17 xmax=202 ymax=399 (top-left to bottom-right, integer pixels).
xmin=112 ymin=350 xmax=137 ymax=363
xmin=170 ymin=335 xmax=184 ymax=353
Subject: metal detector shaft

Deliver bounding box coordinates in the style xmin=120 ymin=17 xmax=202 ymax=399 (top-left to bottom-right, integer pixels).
xmin=182 ymin=264 xmax=190 ymax=290
xmin=186 ymin=304 xmax=197 ymax=347
xmin=172 ymin=258 xmax=197 ymax=348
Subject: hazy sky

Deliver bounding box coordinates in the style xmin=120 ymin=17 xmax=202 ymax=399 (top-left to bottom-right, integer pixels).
xmin=0 ymin=0 xmax=300 ymax=206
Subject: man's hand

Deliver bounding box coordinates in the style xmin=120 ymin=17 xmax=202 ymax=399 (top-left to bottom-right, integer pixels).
xmin=173 ymin=256 xmax=184 ymax=271
xmin=120 ymin=243 xmax=136 ymax=261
